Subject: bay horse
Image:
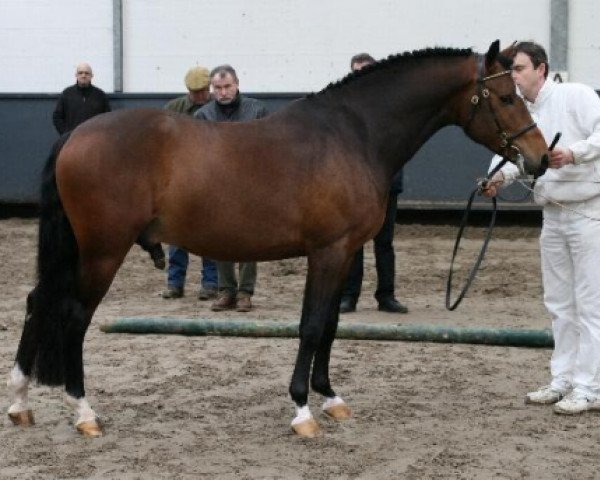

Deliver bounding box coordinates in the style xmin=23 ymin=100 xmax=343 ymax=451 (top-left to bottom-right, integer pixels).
xmin=7 ymin=41 xmax=548 ymax=438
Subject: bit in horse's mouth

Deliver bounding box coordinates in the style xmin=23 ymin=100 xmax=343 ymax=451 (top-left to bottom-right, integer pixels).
xmin=536 ymin=154 xmax=549 ymax=179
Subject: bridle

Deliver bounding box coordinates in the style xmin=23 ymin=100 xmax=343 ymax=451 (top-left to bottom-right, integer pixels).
xmin=464 ymin=55 xmax=537 ymax=166
xmin=446 ymin=55 xmax=539 ymax=311
xmin=446 ymin=56 xmax=553 ymax=311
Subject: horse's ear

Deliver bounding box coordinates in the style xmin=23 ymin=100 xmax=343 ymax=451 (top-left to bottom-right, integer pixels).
xmin=500 ymin=41 xmax=518 ymax=59
xmin=485 ymin=40 xmax=501 ymax=67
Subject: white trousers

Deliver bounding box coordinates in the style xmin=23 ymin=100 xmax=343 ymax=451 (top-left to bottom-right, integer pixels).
xmin=541 ymin=197 xmax=600 ymax=398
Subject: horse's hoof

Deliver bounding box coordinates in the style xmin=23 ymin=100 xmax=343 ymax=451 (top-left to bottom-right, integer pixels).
xmin=324 ymin=402 xmax=352 ymax=420
xmin=8 ymin=409 xmax=35 ymax=426
xmin=291 ymin=417 xmax=321 ymax=438
xmin=76 ymin=419 xmax=103 ymax=437
xmin=153 ymin=257 xmax=166 ymax=270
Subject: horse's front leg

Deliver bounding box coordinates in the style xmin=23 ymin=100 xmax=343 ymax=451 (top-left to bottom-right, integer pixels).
xmin=311 ymin=304 xmax=352 ymax=421
xmin=289 ymin=248 xmax=351 ymax=437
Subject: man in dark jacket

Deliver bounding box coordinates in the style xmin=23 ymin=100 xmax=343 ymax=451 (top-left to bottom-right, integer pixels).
xmin=339 ymin=53 xmax=408 ymax=314
xmin=194 ymin=64 xmax=268 ymax=313
xmin=52 ymin=62 xmax=111 ymax=134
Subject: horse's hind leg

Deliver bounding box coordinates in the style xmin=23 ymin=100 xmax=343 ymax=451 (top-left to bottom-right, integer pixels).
xmin=7 ymin=288 xmax=38 ymax=426
xmin=63 ymin=254 xmax=125 ymax=437
xmin=63 ymin=308 xmax=100 ymax=437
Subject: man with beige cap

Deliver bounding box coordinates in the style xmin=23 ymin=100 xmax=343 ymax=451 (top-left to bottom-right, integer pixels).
xmin=163 ymin=66 xmax=212 ymax=115
xmin=161 ymin=66 xmax=218 ymax=301
xmin=52 ymin=62 xmax=111 ymax=134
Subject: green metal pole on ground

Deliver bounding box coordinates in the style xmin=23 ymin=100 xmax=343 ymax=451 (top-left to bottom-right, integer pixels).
xmin=100 ymin=318 xmax=553 ymax=348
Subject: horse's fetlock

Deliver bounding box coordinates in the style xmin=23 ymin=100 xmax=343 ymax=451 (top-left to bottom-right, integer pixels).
xmin=289 ymin=382 xmax=309 ymax=406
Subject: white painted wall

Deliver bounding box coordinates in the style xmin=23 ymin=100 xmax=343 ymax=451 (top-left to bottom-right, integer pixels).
xmin=569 ymin=0 xmax=600 ymax=87
xmin=124 ymin=0 xmax=549 ymax=92
xmin=0 ymin=0 xmax=114 ymax=92
xmin=1 ymin=0 xmax=598 ymax=93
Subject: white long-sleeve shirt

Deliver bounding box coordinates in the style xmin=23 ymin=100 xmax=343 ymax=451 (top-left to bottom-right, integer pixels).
xmin=490 ymin=79 xmax=600 ymax=204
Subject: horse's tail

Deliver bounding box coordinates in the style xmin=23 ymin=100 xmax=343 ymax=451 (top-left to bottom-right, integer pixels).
xmin=24 ymin=133 xmax=83 ymax=386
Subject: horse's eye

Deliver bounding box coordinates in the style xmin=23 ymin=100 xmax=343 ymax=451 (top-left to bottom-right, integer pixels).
xmin=499 ymin=95 xmax=514 ymax=105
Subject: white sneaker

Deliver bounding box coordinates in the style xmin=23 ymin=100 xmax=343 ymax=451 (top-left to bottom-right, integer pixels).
xmin=525 ymin=385 xmax=568 ymax=405
xmin=553 ymin=392 xmax=600 ymax=415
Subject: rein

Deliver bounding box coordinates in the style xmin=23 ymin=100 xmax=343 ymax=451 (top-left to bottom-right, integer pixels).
xmin=445 ymin=179 xmax=497 ymax=311
xmin=445 ymin=132 xmax=562 ymax=311
xmin=445 ymin=56 xmax=514 ymax=311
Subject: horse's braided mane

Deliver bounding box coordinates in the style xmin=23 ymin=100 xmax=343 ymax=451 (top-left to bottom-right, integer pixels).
xmin=312 ymin=47 xmax=474 ymax=97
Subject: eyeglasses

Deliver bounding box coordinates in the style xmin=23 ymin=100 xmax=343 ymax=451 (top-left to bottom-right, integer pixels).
xmin=77 ymin=71 xmax=92 ymax=75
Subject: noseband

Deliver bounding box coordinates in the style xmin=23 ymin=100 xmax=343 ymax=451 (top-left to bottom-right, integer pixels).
xmin=465 ymin=55 xmax=537 ymax=161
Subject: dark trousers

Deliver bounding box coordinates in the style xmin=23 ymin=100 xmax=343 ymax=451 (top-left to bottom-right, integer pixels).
xmin=342 ymin=193 xmax=398 ymax=302
xmin=216 ymin=261 xmax=257 ymax=296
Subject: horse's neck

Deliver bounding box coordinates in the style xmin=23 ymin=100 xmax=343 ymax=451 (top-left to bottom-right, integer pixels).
xmin=320 ymin=57 xmax=474 ymax=178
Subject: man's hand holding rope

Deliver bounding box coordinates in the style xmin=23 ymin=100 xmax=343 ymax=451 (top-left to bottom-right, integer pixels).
xmin=548 ymin=146 xmax=574 ymax=168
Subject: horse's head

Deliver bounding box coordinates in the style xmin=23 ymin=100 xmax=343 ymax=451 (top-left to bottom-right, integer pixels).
xmin=460 ymin=40 xmax=549 ymax=177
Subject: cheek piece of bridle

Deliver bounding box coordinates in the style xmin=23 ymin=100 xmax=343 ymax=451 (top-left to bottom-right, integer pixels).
xmin=464 ymin=55 xmax=538 ymax=184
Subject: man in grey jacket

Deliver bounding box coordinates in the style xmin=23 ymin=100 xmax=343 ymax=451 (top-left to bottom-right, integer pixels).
xmin=194 ymin=65 xmax=268 ymax=312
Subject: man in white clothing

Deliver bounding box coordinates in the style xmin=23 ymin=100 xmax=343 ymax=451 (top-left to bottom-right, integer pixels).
xmin=483 ymin=41 xmax=600 ymax=415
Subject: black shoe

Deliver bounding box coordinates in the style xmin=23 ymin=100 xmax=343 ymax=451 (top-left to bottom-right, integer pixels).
xmin=339 ymin=297 xmax=356 ymax=314
xmin=378 ymin=298 xmax=408 ymax=313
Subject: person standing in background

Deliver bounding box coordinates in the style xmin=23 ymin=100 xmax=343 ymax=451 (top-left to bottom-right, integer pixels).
xmin=161 ymin=66 xmax=219 ymax=301
xmin=194 ymin=64 xmax=268 ymax=312
xmin=339 ymin=53 xmax=409 ymax=315
xmin=52 ymin=62 xmax=111 ymax=134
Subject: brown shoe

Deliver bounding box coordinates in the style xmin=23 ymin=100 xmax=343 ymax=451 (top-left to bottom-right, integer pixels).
xmin=211 ymin=292 xmax=236 ymax=311
xmin=236 ymin=295 xmax=253 ymax=312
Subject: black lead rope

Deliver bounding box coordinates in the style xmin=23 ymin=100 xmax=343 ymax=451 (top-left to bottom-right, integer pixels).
xmin=445 ymin=189 xmax=497 ymax=311
xmin=445 ymin=132 xmax=561 ymax=311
